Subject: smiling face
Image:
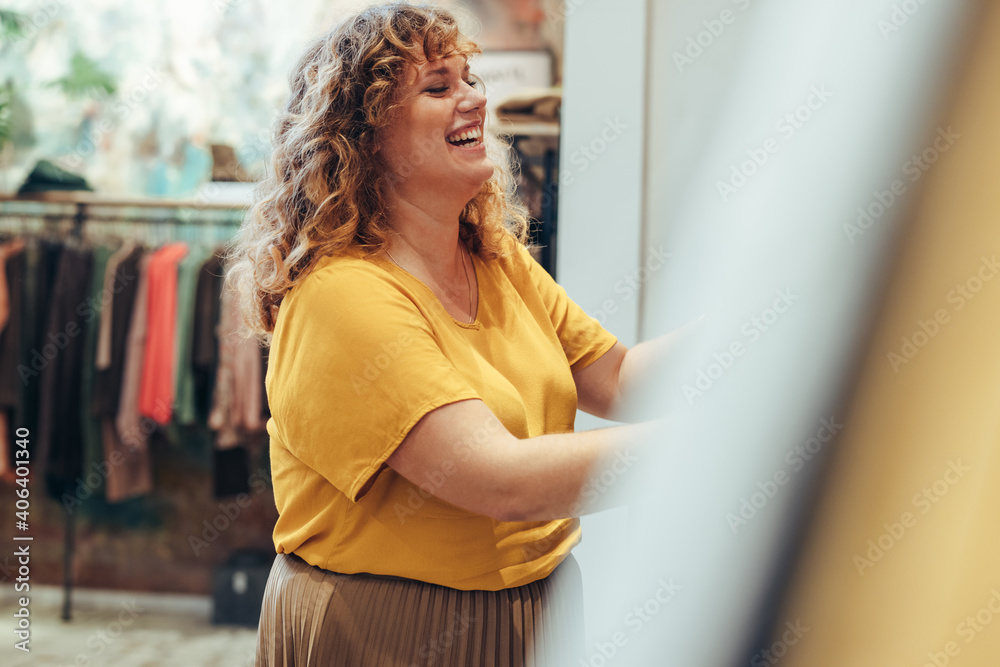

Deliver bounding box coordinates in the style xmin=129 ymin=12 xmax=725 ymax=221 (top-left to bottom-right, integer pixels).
xmin=378 ymin=53 xmax=493 ymax=202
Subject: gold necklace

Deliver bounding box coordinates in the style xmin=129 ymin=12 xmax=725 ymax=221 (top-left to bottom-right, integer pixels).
xmin=385 ymin=242 xmax=474 ymax=324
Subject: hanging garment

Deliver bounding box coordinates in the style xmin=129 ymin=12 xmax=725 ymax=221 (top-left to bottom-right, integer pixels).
xmin=92 ymin=244 xmax=144 ymax=417
xmin=18 ymin=239 xmax=61 ymax=446
xmin=138 ymin=242 xmax=188 ymax=425
xmin=35 ymin=240 xmax=94 ymax=500
xmin=78 ymin=242 xmax=116 ymax=500
xmin=192 ymin=251 xmax=223 ymax=423
xmin=94 ymin=239 xmax=137 ymax=371
xmin=0 ymin=238 xmax=23 ymax=331
xmin=0 ymin=237 xmax=25 ymax=480
xmin=173 ymin=243 xmax=215 ymax=426
xmin=231 ymin=318 xmax=265 ymax=433
xmin=209 ymin=273 xmax=265 ymax=449
xmin=110 ymin=250 xmax=155 ymax=502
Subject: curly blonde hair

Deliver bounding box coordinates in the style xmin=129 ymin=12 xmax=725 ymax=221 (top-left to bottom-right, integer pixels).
xmin=224 ymin=2 xmax=531 ymax=346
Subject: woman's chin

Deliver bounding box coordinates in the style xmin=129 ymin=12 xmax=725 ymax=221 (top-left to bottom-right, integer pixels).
xmin=465 ymin=159 xmax=496 ymax=185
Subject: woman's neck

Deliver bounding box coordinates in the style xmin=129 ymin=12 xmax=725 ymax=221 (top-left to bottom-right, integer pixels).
xmin=385 ymin=193 xmax=468 ymax=284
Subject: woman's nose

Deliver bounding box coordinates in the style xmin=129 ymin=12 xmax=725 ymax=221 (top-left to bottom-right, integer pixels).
xmin=458 ymin=83 xmax=487 ymax=113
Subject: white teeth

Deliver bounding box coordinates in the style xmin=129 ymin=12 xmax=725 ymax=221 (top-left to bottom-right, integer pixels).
xmin=447 ymin=127 xmax=482 ymax=144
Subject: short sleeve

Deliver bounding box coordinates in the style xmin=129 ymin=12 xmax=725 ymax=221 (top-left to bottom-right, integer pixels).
xmin=516 ymin=244 xmax=619 ymax=373
xmin=267 ymin=263 xmax=482 ymax=502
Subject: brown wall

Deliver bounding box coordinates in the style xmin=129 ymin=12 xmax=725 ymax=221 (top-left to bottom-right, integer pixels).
xmin=1 ymin=430 xmax=276 ymax=596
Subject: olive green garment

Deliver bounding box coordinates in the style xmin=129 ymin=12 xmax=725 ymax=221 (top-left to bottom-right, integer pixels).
xmin=79 ymin=242 xmax=117 ymax=500
xmin=173 ymin=243 xmax=214 ymax=426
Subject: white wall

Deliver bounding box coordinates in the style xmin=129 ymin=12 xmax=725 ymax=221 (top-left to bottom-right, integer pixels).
xmin=556 ymin=0 xmax=650 ymax=653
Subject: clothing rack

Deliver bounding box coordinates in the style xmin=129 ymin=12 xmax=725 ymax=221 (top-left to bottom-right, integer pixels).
xmin=504 ymin=123 xmax=560 ymax=279
xmin=0 ymin=192 xmax=246 ymax=621
xmin=0 ymin=192 xmax=247 ymax=234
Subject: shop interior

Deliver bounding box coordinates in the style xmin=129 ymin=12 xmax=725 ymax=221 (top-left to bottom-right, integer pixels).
xmin=1 ymin=0 xmax=999 ymax=665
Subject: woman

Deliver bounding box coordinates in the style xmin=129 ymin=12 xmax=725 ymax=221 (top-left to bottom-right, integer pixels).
xmin=226 ymin=3 xmax=669 ymax=665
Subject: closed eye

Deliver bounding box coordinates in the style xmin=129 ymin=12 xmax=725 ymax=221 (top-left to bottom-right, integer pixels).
xmin=424 ymin=71 xmax=481 ymax=95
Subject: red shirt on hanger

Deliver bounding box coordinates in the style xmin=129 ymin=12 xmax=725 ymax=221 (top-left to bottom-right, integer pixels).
xmin=139 ymin=242 xmax=189 ymax=425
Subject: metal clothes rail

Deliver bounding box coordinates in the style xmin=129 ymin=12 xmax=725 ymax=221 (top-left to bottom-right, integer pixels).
xmin=0 ymin=192 xmax=246 ymax=621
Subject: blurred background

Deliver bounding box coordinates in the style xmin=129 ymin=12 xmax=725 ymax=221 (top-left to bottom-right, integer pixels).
xmin=1 ymin=0 xmax=998 ymax=665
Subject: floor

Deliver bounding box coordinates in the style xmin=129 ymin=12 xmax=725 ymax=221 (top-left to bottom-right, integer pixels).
xmin=0 ymin=585 xmax=259 ymax=666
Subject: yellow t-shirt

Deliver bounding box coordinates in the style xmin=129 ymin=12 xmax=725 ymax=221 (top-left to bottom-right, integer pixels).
xmin=264 ymin=234 xmax=618 ymax=591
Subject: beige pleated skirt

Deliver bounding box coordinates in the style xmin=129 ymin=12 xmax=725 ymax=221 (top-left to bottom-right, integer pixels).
xmin=255 ymin=552 xmax=586 ymax=667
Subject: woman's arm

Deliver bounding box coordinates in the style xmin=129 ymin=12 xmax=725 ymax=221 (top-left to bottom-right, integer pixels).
xmin=385 ymin=398 xmax=663 ymax=522
xmin=574 ymin=315 xmax=705 ymax=423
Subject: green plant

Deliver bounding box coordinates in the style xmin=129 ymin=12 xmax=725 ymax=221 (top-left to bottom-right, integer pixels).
xmin=0 ymin=7 xmax=116 ymax=158
xmin=0 ymin=81 xmax=11 ymax=146
xmin=46 ymin=51 xmax=117 ymax=99
xmin=0 ymin=8 xmax=27 ymax=45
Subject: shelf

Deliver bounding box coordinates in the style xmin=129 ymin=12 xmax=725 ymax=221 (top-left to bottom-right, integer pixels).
xmin=0 ymin=191 xmax=250 ymax=210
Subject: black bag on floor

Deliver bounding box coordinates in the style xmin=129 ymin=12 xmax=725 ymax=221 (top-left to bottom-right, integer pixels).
xmin=211 ymin=549 xmax=275 ymax=627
